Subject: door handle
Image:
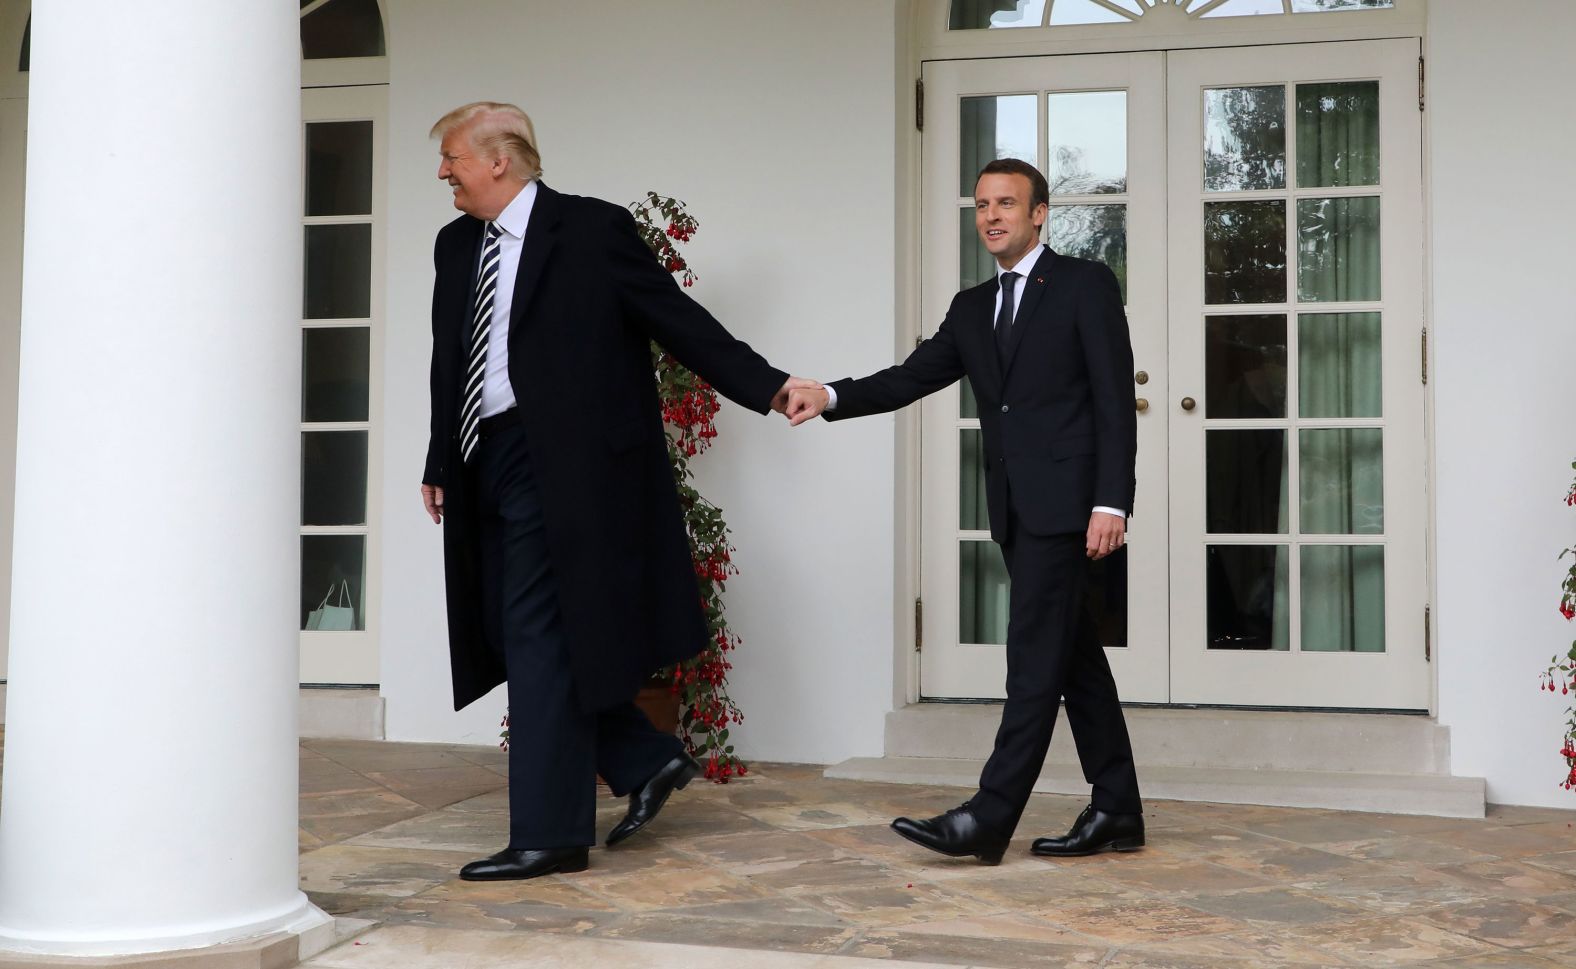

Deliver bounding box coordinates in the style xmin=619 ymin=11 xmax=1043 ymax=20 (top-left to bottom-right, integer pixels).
xmin=1135 ymin=397 xmax=1150 ymax=413
xmin=1180 ymin=396 xmax=1196 ymax=412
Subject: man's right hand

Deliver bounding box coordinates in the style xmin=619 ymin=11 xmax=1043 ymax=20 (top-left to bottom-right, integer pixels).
xmin=787 ymin=386 xmax=831 ymax=426
xmin=421 ymin=484 xmax=444 ymax=524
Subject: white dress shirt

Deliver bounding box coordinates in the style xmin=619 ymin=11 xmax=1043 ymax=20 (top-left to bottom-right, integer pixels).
xmin=825 ymin=243 xmax=1127 ymax=520
xmin=478 ymin=179 xmax=538 ymax=419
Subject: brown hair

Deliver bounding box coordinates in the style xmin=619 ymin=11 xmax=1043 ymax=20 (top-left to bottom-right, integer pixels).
xmin=977 ymin=158 xmax=1049 ymax=210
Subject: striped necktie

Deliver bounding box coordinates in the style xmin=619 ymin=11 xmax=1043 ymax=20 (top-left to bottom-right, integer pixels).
xmin=459 ymin=221 xmax=503 ymax=464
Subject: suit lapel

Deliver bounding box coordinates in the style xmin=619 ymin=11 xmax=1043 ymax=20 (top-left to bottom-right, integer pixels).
xmin=1001 ymin=246 xmax=1059 ymax=382
xmin=509 ymin=181 xmax=561 ymax=338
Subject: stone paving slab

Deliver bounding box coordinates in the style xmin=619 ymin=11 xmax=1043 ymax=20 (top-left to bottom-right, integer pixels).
xmin=297 ymin=739 xmax=1576 ymax=968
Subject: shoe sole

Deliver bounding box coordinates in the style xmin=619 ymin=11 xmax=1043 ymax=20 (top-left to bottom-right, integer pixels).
xmin=459 ymin=855 xmax=590 ymax=881
xmin=1031 ymin=836 xmax=1145 ymax=858
xmin=890 ymin=823 xmax=1007 ymax=866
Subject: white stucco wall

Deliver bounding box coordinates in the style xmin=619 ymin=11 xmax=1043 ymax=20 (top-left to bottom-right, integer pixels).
xmin=1430 ymin=1 xmax=1576 ymax=807
xmin=378 ymin=0 xmax=901 ymax=764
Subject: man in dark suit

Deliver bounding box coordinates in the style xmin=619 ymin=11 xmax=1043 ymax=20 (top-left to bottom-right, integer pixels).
xmin=786 ymin=159 xmax=1144 ymax=864
xmin=420 ymin=101 xmax=813 ymax=880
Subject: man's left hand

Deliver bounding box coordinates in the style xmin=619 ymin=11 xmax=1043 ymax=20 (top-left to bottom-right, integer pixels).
xmin=1086 ymin=511 xmax=1126 ymax=560
xmin=772 ymin=376 xmax=822 ymax=415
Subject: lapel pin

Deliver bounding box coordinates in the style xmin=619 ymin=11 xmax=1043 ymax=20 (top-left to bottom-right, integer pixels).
xmin=1035 ymin=277 xmax=1045 ymax=284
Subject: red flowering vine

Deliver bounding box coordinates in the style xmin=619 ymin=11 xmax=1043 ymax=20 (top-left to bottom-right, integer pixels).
xmin=634 ymin=193 xmax=746 ymax=782
xmin=1541 ymin=461 xmax=1576 ymax=791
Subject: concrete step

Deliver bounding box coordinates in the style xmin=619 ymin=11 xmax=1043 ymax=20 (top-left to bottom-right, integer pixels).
xmin=886 ymin=702 xmax=1452 ymax=775
xmin=826 ymin=755 xmax=1487 ymax=818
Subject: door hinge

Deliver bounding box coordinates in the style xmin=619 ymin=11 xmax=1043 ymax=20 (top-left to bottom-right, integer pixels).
xmin=915 ymin=78 xmax=925 ymax=131
xmin=914 ymin=597 xmax=924 ymax=652
xmin=1418 ymin=55 xmax=1426 ymax=112
xmin=1424 ymin=604 xmax=1431 ymax=661
xmin=1421 ymin=325 xmax=1428 ymax=384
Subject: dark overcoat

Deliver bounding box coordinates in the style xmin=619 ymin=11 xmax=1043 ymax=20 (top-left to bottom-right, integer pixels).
xmin=826 ymin=248 xmax=1136 ymax=542
xmin=424 ymin=183 xmax=787 ymax=712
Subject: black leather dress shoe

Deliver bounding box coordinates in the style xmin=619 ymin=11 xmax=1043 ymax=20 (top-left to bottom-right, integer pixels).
xmin=890 ymin=802 xmax=1010 ymax=865
xmin=459 ymin=846 xmax=589 ymax=881
xmin=606 ymin=753 xmax=701 ymax=847
xmin=1031 ymin=805 xmax=1145 ymax=857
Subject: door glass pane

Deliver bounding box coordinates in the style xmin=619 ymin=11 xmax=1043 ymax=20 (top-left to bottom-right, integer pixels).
xmin=960 ymin=208 xmax=996 ymax=290
xmin=1207 ymin=544 xmax=1290 ymax=650
xmin=304 ymin=223 xmax=372 ymax=319
xmin=1049 ymin=205 xmax=1127 ymax=302
xmin=1049 ymin=0 xmax=1130 ymax=24
xmin=949 ymin=0 xmax=1046 ymax=29
xmin=960 ymin=95 xmax=1038 ymax=196
xmin=960 ymin=429 xmax=989 ymax=531
xmin=1301 ymin=545 xmax=1385 ymax=652
xmin=1299 ymin=312 xmax=1381 ymax=418
xmin=1204 ymin=86 xmax=1286 ymax=192
xmin=960 ymin=541 xmax=1010 ymax=644
xmin=1297 ymin=197 xmax=1380 ymax=302
xmin=307 ymin=121 xmax=374 ymax=217
xmin=1205 ymin=201 xmax=1287 ymax=304
xmin=301 ymin=535 xmax=365 ymax=631
xmin=302 ymin=431 xmax=369 ymax=526
xmin=1205 ymin=314 xmax=1286 ymax=418
xmin=1207 ymin=430 xmax=1288 ymax=534
xmin=1300 ymin=428 xmax=1384 ymax=534
xmin=1048 ymin=91 xmax=1127 ymax=195
xmin=1296 ymin=81 xmax=1379 ymax=188
xmin=302 ymin=327 xmax=370 ymax=422
xmin=1088 ymin=546 xmax=1128 ymax=649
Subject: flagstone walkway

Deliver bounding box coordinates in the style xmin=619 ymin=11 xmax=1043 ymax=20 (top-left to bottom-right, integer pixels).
xmin=297 ymin=738 xmax=1576 ymax=969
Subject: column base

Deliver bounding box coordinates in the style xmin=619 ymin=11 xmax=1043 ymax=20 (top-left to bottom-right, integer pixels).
xmin=0 ymin=903 xmax=347 ymax=968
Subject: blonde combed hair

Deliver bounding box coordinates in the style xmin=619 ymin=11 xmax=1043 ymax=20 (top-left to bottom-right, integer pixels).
xmin=430 ymin=102 xmax=541 ymax=181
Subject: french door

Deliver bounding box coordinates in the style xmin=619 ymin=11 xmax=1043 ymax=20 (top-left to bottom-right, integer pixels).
xmin=919 ymin=39 xmax=1427 ymax=709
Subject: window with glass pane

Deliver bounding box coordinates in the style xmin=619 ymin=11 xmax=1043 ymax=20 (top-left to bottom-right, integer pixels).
xmin=1297 ymin=197 xmax=1380 ymax=302
xmin=1047 ymin=91 xmax=1126 ymax=195
xmin=1205 ymin=315 xmax=1287 ymax=418
xmin=959 ymin=208 xmax=997 ymax=291
xmin=949 ymin=0 xmax=1046 ymax=29
xmin=1296 ymin=81 xmax=1379 ymax=188
xmin=1050 ymin=0 xmax=1131 ymax=25
xmin=1300 ymin=428 xmax=1384 ymax=535
xmin=303 ymin=327 xmax=370 ymax=422
xmin=300 ymin=0 xmax=387 ymax=59
xmin=1204 ymin=86 xmax=1285 ymax=192
xmin=307 ymin=121 xmax=374 ymax=217
xmin=304 ymin=223 xmax=372 ymax=318
xmin=302 ymin=431 xmax=369 ymax=526
xmin=1301 ymin=544 xmax=1385 ymax=652
xmin=1207 ymin=544 xmax=1289 ymax=650
xmin=960 ymin=541 xmax=1010 ymax=644
xmin=1205 ymin=201 xmax=1287 ymax=305
xmin=960 ymin=430 xmax=989 ymax=531
xmin=1206 ymin=430 xmax=1288 ymax=534
xmin=1050 ymin=205 xmax=1126 ymax=302
xmin=1299 ymin=313 xmax=1380 ymax=418
xmin=960 ymin=95 xmax=1037 ymax=196
xmin=302 ymin=535 xmax=366 ymax=631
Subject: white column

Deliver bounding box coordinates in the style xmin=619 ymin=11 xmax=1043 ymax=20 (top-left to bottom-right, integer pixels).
xmin=0 ymin=2 xmax=328 ymax=955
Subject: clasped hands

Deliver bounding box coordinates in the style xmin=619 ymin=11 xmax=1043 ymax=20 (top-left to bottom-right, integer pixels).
xmin=771 ymin=377 xmax=830 ymax=427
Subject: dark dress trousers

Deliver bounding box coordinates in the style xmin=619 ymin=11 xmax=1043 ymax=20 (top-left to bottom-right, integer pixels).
xmin=826 ymin=247 xmax=1142 ymax=833
xmin=424 ymin=183 xmax=787 ymax=847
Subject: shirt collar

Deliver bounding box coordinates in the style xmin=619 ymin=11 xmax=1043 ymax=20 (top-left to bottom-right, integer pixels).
xmin=997 ymin=243 xmax=1046 ymax=283
xmin=492 ymin=179 xmax=538 ymax=239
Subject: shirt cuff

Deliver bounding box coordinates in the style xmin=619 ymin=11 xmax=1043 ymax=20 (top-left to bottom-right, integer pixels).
xmin=1092 ymin=506 xmax=1127 ymax=519
xmin=823 ymin=383 xmax=838 ymax=411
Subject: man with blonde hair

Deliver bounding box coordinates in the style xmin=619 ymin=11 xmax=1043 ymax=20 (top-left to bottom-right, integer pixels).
xmin=420 ymin=101 xmax=817 ymax=880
